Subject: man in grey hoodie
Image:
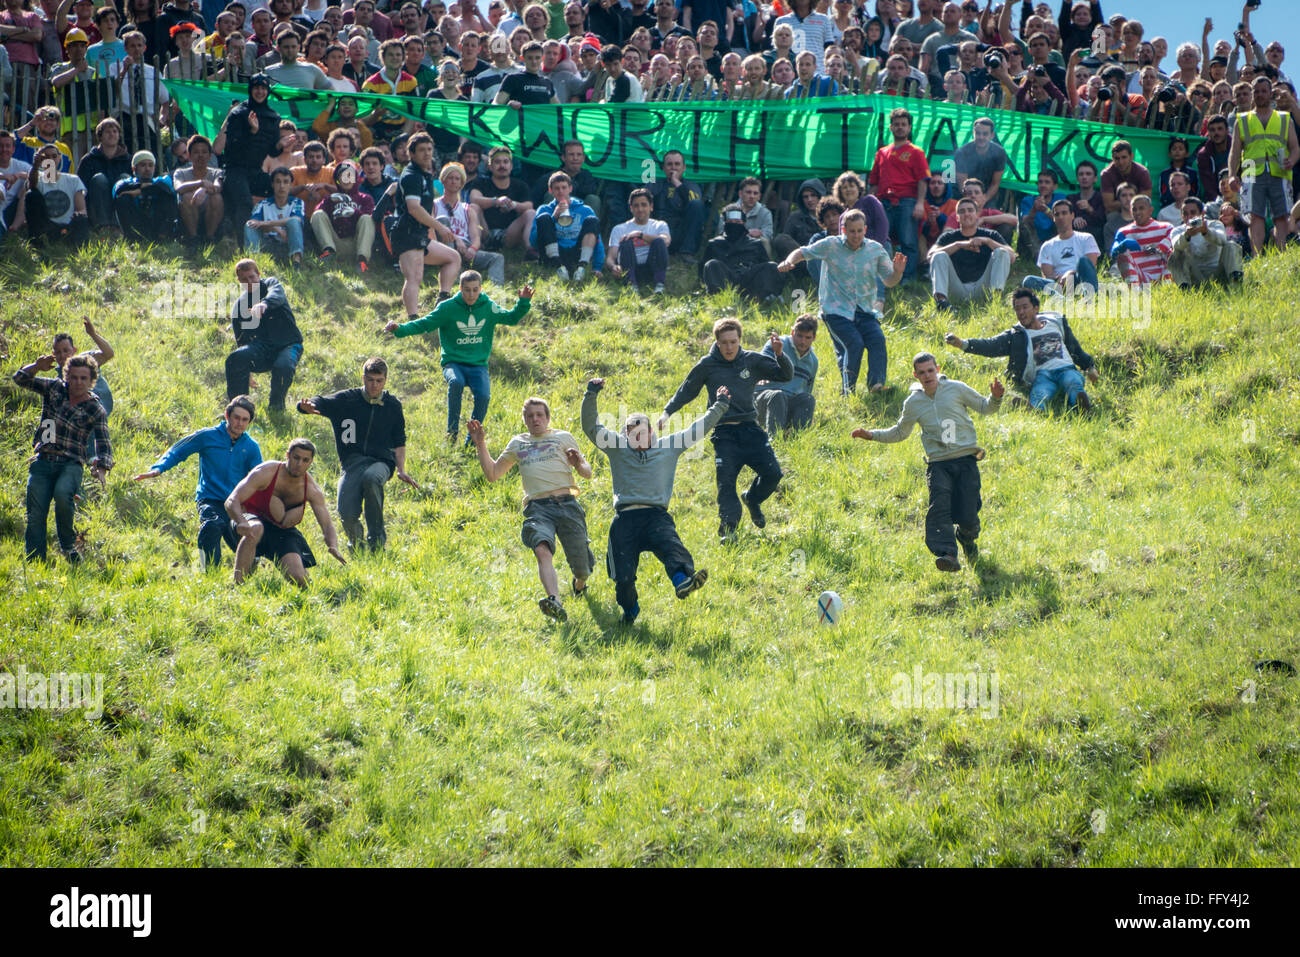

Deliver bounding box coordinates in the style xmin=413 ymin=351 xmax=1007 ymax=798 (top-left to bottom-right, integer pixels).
xmin=853 ymin=352 xmax=1004 ymax=572
xmin=583 ymin=377 xmax=730 ymax=625
xmin=661 ymin=317 xmax=794 ymax=541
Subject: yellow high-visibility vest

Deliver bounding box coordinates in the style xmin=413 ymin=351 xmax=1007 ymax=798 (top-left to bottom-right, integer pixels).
xmin=1238 ymin=109 xmax=1292 ymax=177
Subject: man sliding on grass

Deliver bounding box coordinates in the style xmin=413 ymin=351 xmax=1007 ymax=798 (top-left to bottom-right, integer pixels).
xmin=851 ymin=352 xmax=1002 ymax=573
xmin=469 ymin=397 xmax=596 ymax=624
xmin=582 ymin=376 xmax=729 ymax=625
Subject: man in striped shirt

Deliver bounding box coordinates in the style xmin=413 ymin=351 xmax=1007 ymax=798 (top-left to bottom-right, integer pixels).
xmin=1111 ymin=195 xmax=1173 ymax=286
xmin=14 ymin=353 xmax=112 ymax=564
xmin=776 ymin=0 xmax=833 ymax=72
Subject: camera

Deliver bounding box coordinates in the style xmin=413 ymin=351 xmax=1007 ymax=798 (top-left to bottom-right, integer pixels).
xmin=1096 ymin=87 xmax=1113 ymax=102
xmin=984 ymin=52 xmax=1003 ymax=69
xmin=1157 ymin=84 xmax=1178 ymax=103
xmin=1032 ymin=64 xmax=1047 ymax=78
xmin=1246 ymin=0 xmax=1261 ymax=9
xmin=1189 ymin=217 xmax=1204 ymax=229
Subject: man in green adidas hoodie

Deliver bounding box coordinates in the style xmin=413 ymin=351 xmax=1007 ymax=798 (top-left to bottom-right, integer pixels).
xmin=385 ymin=270 xmax=533 ymax=443
xmin=853 ymin=352 xmax=1004 ymax=572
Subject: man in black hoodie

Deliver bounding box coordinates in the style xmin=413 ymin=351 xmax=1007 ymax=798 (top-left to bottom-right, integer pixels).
xmin=661 ymin=316 xmax=794 ymax=541
xmin=772 ymin=177 xmax=827 ymax=263
xmin=214 ymin=75 xmax=281 ymax=243
xmin=297 ymin=357 xmax=418 ymax=551
xmin=158 ymin=0 xmax=207 ymax=57
xmin=226 ymin=258 xmax=303 ymax=413
xmin=700 ymin=205 xmax=785 ymax=301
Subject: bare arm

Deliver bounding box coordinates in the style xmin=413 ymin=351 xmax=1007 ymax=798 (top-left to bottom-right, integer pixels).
xmin=82 ymin=317 xmax=114 ymax=365
xmin=468 ymin=420 xmax=517 ymax=481
xmin=308 ymin=480 xmax=346 ymax=562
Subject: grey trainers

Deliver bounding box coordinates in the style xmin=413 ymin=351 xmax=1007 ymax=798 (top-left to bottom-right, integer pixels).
xmin=675 ymin=569 xmax=708 ymax=599
xmin=538 ymin=596 xmax=567 ymax=622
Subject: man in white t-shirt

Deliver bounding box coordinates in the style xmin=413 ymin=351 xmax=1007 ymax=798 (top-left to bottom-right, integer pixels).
xmin=1023 ymin=199 xmax=1100 ymax=296
xmin=0 ymin=130 xmax=32 ymax=234
xmin=468 ymin=397 xmax=596 ymax=624
xmin=602 ymin=45 xmax=643 ymax=103
xmin=607 ymin=187 xmax=671 ymax=294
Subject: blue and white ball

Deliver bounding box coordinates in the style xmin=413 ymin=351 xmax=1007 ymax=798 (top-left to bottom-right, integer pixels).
xmin=817 ymin=591 xmax=844 ymax=626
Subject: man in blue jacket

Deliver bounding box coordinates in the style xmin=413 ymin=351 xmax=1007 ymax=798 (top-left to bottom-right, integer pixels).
xmin=134 ymin=395 xmax=262 ymax=568
xmin=661 ymin=316 xmax=793 ymax=541
xmin=529 ymin=171 xmax=605 ymax=281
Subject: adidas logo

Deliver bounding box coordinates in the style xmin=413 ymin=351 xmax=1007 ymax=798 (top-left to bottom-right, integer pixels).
xmin=457 ymin=315 xmax=486 ymax=337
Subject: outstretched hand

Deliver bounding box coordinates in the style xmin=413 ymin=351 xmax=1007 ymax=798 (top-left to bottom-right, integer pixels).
xmin=891 ymin=252 xmax=907 ymax=274
xmin=768 ymin=333 xmax=782 ymax=357
xmin=328 ymin=545 xmax=348 ymax=565
xmin=133 ymin=469 xmax=161 ymax=481
xmin=519 ymin=284 xmax=535 ymax=299
xmin=383 ymin=320 xmax=400 ymax=334
xmin=467 ymin=418 xmax=486 ymax=445
xmin=851 ymin=428 xmax=873 ymax=441
xmin=34 ymin=354 xmax=57 ymax=372
xmin=990 ymin=378 xmax=1005 ymax=399
xmin=587 ymin=377 xmax=604 ymax=392
xmin=297 ymin=398 xmax=318 ymax=415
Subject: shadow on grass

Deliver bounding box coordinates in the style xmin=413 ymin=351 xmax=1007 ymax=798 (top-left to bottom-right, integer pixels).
xmin=559 ymin=598 xmax=675 ymax=654
xmin=973 ymin=557 xmax=1062 ymax=620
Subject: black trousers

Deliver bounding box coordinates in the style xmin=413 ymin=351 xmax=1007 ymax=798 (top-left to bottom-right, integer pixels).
xmin=197 ymin=497 xmax=239 ymax=567
xmin=925 ymin=455 xmax=982 ymax=559
xmin=606 ymin=507 xmax=694 ymax=612
xmin=701 ymin=259 xmax=784 ymax=298
xmin=113 ymin=191 xmax=178 ymax=244
xmin=222 ymin=168 xmax=270 ymax=243
xmin=534 ymin=215 xmax=600 ymax=269
xmin=711 ymin=421 xmax=782 ymax=528
xmin=23 ymin=191 xmax=89 ymax=248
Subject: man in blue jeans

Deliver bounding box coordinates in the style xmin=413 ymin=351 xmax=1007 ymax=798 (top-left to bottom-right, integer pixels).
xmin=13 ymin=353 xmax=113 ymax=564
xmin=777 ymin=208 xmax=906 ymax=393
xmin=943 ymin=286 xmax=1100 ymax=412
xmin=226 ymin=259 xmax=304 ymax=413
xmin=1021 ymin=199 xmax=1100 ymax=298
xmin=868 ymin=107 xmax=930 ymax=280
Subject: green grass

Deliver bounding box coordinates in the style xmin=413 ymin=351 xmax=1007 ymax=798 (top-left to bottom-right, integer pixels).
xmin=1 ymin=234 xmax=1297 ymax=866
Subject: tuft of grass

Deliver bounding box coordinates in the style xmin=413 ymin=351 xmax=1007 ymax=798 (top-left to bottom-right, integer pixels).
xmin=0 ymin=233 xmax=1297 ymax=866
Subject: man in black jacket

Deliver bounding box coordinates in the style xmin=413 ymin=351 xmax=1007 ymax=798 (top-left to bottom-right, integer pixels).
xmin=226 ymin=259 xmax=303 ymax=413
xmin=661 ymin=316 xmax=794 ymax=541
xmin=943 ymin=286 xmax=1100 ymax=411
xmin=700 ymin=205 xmax=785 ymax=301
xmin=297 ymin=357 xmax=417 ymax=551
xmin=648 ymin=149 xmax=706 ymax=261
xmin=214 ymin=75 xmax=281 ymax=243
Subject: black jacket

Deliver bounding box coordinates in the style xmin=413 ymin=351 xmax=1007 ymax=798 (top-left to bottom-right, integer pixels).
xmin=220 ymin=97 xmax=281 ymax=172
xmin=648 ymin=177 xmax=703 ymax=223
xmin=230 ymin=278 xmax=302 ymax=351
xmin=962 ymin=313 xmax=1095 ymax=390
xmin=303 ymin=388 xmax=407 ymax=471
xmin=77 ymin=147 xmax=132 ymax=190
xmin=663 ymin=342 xmax=793 ymax=426
xmin=698 ymin=232 xmax=770 ymax=280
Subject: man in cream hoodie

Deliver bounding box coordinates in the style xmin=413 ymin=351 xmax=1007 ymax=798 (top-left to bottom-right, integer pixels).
xmin=852 ymin=352 xmax=1003 ymax=572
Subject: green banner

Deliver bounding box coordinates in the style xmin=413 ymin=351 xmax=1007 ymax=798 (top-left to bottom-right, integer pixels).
xmin=166 ymin=79 xmax=1196 ymax=191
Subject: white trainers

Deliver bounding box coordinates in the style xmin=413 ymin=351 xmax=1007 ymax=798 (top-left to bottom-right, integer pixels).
xmin=572 ymin=265 xmax=586 ymax=282
xmin=556 ymin=265 xmax=570 ymax=281
xmin=653 ymin=283 xmax=665 ymax=294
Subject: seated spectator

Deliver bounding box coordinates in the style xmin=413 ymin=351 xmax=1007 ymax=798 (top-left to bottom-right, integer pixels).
xmin=15 ymin=107 xmax=75 ymax=174
xmin=23 ymin=147 xmax=90 ymax=248
xmin=0 ymin=130 xmax=33 ymax=237
xmin=716 ymin=176 xmax=774 ymax=256
xmin=432 ymin=160 xmax=506 ymax=286
xmin=1023 ymin=199 xmax=1101 ymax=296
xmin=531 ymin=139 xmax=602 ymax=219
xmin=226 ymin=258 xmax=303 ymax=413
xmin=1111 ymin=195 xmax=1173 ymax=286
xmin=530 ymin=170 xmax=604 ymax=281
xmin=1159 ymin=138 xmax=1200 ymax=206
xmin=77 ymin=118 xmax=132 ymax=233
xmin=291 ymin=141 xmax=334 ymax=220
xmin=1216 ymin=201 xmax=1250 ymax=257
xmin=1103 ymin=181 xmax=1139 ymax=254
xmin=357 ymin=145 xmax=396 ymax=211
xmin=607 ymin=187 xmax=671 ymax=295
xmin=804 ymin=196 xmax=846 ymax=288
xmin=1158 ymin=171 xmax=1194 ymax=225
xmin=1067 ymin=160 xmax=1107 ymax=251
xmin=919 ymin=174 xmax=958 ymax=256
xmin=646 ymin=149 xmax=706 ymax=262
xmin=468 ymin=145 xmax=534 ymax=251
xmin=326 ymin=128 xmax=359 ymax=170
xmin=245 ymin=166 xmax=305 ymax=264
xmin=960 ymin=178 xmax=1016 ymax=246
xmin=754 ymin=316 xmax=820 ymax=435
xmin=1019 ymin=169 xmax=1068 ymax=261
xmin=927 ymin=197 xmax=1015 ymax=310
xmin=311 ymin=160 xmax=376 ymax=273
xmin=112 ymin=150 xmax=178 ymax=244
xmin=1100 ymin=139 xmax=1153 ymax=213
xmin=772 ymin=178 xmax=827 ymax=263
xmin=262 ymin=120 xmax=303 ymax=176
xmin=173 ymin=134 xmax=224 ymax=244
xmin=1169 ymin=197 xmax=1244 ymax=287
xmin=700 ymin=205 xmax=785 ymax=302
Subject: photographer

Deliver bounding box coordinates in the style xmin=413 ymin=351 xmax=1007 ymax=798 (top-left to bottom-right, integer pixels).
xmin=1087 ymin=65 xmax=1146 ymax=127
xmin=1143 ymin=81 xmax=1202 ymax=135
xmin=1169 ymin=196 xmax=1244 ymax=286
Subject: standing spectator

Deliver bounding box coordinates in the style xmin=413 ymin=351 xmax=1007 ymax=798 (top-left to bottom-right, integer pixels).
xmin=362 ymin=39 xmax=418 ymax=142
xmin=214 ymin=74 xmax=279 ymax=242
xmin=387 ymin=132 xmax=459 ymax=318
xmin=14 ymin=351 xmax=111 ymax=564
xmin=777 ymin=209 xmax=906 ymax=393
xmin=1229 ymin=75 xmax=1300 ymax=254
xmin=869 ymin=106 xmax=929 ymax=280
xmin=926 ymin=197 xmax=1015 ymax=309
xmin=225 ymin=258 xmax=303 ymax=412
xmin=1 ymin=0 xmax=44 ymax=117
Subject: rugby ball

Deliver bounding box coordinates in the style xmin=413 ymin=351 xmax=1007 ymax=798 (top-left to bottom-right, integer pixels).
xmin=817 ymin=591 xmax=844 ymax=626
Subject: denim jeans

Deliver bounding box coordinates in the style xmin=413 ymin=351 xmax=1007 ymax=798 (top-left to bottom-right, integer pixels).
xmin=1029 ymin=366 xmax=1087 ymax=409
xmin=25 ymin=457 xmax=84 ymax=561
xmin=822 ymin=309 xmax=887 ymax=393
xmin=244 ymin=217 xmax=304 ymax=258
xmin=225 ymin=340 xmax=303 ymax=410
xmin=444 ymin=362 xmax=490 ymax=436
xmin=337 ymin=457 xmax=392 ymax=548
xmin=882 ymin=198 xmax=919 ymax=279
xmin=1022 ymin=255 xmax=1099 ymax=295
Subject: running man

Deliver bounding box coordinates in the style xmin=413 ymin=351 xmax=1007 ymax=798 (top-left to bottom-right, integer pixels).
xmin=583 ymin=377 xmax=729 ymax=625
xmin=468 ymin=398 xmax=595 ymax=623
xmin=852 ymin=353 xmax=1003 ymax=572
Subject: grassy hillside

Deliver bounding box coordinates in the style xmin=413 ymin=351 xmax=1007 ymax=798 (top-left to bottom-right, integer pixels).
xmin=1 ymin=235 xmax=1297 ymax=866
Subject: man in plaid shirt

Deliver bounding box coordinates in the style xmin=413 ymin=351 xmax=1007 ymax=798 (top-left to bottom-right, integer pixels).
xmin=14 ymin=353 xmax=113 ymax=564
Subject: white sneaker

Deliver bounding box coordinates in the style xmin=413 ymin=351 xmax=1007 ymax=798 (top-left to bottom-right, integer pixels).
xmin=653 ymin=283 xmax=665 ymax=294
xmin=556 ymin=265 xmax=570 ymax=281
xmin=572 ymin=265 xmax=586 ymax=282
